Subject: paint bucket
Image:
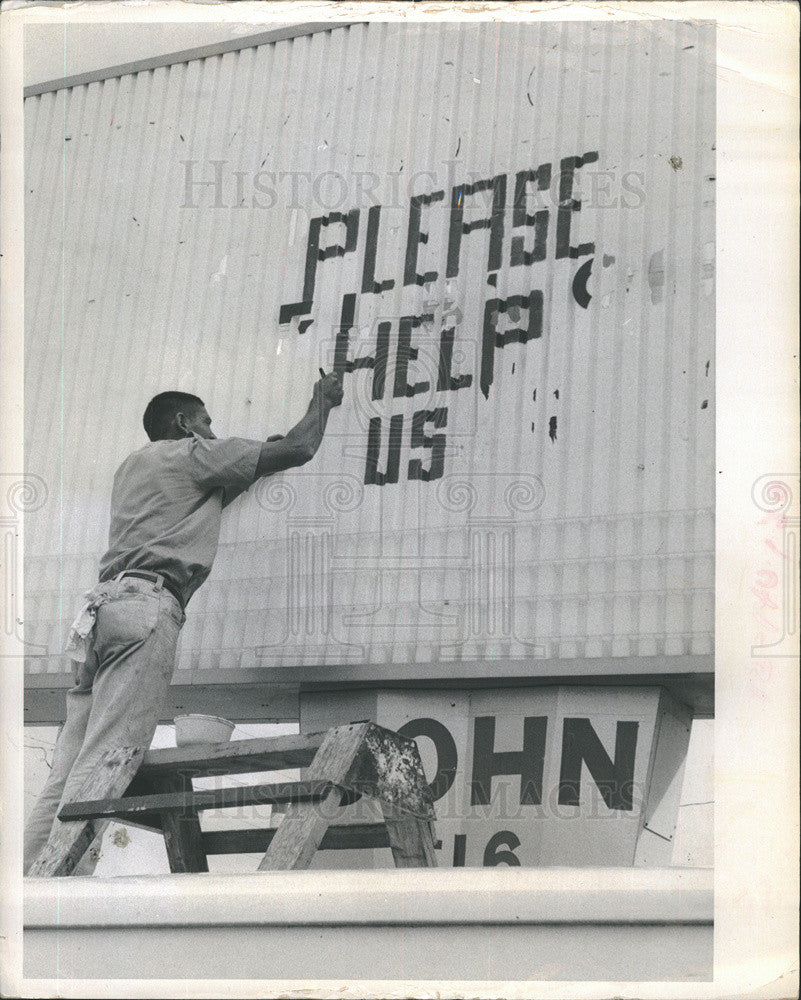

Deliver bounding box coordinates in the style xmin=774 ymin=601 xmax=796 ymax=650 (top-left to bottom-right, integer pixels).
xmin=174 ymin=714 xmax=235 ymax=746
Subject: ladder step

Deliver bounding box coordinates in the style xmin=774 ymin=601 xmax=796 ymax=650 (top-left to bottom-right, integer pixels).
xmin=137 ymin=732 xmax=325 ymax=778
xmin=202 ymin=823 xmax=391 ymax=855
xmin=58 ymin=779 xmax=338 ymax=823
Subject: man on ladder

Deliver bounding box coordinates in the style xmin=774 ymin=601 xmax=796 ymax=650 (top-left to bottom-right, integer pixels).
xmin=25 ymin=371 xmax=343 ymax=875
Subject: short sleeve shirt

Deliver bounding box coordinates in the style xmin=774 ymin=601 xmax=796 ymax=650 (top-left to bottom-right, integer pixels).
xmin=98 ymin=434 xmax=262 ymax=607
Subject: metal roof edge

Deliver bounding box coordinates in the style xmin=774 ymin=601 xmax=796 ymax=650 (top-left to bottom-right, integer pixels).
xmin=23 ymin=21 xmax=360 ymax=98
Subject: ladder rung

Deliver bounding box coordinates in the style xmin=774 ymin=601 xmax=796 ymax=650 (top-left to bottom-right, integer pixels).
xmin=202 ymin=823 xmax=392 ymax=855
xmin=58 ymin=779 xmax=338 ymax=823
xmin=137 ymin=732 xmax=326 ymax=778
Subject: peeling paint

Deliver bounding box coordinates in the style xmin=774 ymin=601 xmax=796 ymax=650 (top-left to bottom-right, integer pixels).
xmin=212 ymin=255 xmax=228 ymax=283
xmin=701 ymin=241 xmax=715 ymax=296
xmin=111 ymin=826 xmax=131 ymax=849
xmin=648 ymin=250 xmax=665 ymax=304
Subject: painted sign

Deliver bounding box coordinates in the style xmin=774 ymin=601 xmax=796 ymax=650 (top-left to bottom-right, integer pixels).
xmin=275 ymin=153 xmax=639 ymax=486
xmin=301 ymin=685 xmax=692 ymax=868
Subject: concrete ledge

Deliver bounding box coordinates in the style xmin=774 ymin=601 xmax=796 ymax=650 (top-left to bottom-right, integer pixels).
xmin=23 ymin=868 xmax=713 ymax=982
xmin=26 ymin=866 xmax=712 ymax=927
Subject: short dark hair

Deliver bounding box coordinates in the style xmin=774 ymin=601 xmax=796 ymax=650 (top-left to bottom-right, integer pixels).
xmin=143 ymin=391 xmax=205 ymax=441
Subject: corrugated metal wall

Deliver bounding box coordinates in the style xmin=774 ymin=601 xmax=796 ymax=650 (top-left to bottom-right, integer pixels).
xmin=24 ymin=20 xmax=715 ymax=677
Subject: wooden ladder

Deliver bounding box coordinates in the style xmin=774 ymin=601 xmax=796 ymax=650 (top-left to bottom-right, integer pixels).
xmin=28 ymin=723 xmax=438 ymax=876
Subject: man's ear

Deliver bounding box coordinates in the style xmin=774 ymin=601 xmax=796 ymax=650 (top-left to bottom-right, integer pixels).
xmin=174 ymin=411 xmax=190 ymax=437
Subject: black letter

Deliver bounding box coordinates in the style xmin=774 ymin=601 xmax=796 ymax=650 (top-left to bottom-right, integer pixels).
xmin=480 ymin=293 xmax=543 ymax=399
xmin=446 ymin=174 xmax=507 ymax=278
xmin=558 ymin=718 xmax=639 ymax=811
xmin=393 ymin=314 xmax=432 ymax=399
xmin=362 ymin=205 xmax=395 ymax=294
xmin=397 ymin=718 xmax=458 ymax=802
xmin=470 ymin=715 xmax=547 ymax=806
xmin=364 ymin=414 xmax=404 ymax=486
xmin=333 ymin=296 xmax=389 ymax=397
xmin=408 ymin=408 xmax=448 ymax=483
xmin=370 ymin=321 xmax=391 ymax=401
xmin=332 ymin=293 xmax=357 ymax=376
xmin=278 ymin=209 xmax=359 ymax=330
xmin=437 ymin=326 xmax=473 ymax=392
xmin=404 ymin=191 xmax=445 ymax=286
xmin=511 ymin=164 xmax=551 ymax=266
xmin=556 ymin=152 xmax=599 ymax=260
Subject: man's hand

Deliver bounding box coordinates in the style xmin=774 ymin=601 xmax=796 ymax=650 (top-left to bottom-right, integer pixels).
xmin=254 ymin=372 xmax=343 ymax=478
xmin=314 ymin=371 xmax=344 ymax=408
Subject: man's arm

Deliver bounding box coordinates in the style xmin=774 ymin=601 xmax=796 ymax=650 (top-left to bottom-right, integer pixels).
xmin=255 ymin=372 xmax=343 ymax=477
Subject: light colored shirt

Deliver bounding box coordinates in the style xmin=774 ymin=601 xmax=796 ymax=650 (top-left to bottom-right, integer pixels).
xmin=98 ymin=434 xmax=262 ymax=607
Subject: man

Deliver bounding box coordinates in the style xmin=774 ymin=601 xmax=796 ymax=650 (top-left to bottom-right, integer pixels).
xmin=24 ymin=372 xmax=343 ymax=875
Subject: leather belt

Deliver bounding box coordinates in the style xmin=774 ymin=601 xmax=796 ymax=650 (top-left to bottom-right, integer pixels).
xmin=113 ymin=570 xmax=184 ymax=611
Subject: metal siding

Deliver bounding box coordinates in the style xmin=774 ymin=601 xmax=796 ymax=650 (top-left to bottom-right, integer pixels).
xmin=24 ymin=21 xmax=715 ymax=678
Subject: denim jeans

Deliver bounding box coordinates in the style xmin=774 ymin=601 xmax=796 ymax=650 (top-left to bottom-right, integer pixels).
xmin=24 ymin=576 xmax=185 ymax=874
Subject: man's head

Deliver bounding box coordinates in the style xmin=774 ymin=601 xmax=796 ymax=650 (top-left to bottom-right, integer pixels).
xmin=143 ymin=392 xmax=216 ymax=441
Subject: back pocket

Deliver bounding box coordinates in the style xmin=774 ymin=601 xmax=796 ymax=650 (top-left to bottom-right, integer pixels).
xmin=96 ymin=593 xmax=159 ymax=646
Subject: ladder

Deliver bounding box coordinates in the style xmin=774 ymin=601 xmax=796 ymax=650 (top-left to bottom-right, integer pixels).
xmin=28 ymin=722 xmax=438 ymax=876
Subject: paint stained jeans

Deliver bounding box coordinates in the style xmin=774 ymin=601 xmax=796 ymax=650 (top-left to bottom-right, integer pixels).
xmin=23 ymin=577 xmax=185 ymax=874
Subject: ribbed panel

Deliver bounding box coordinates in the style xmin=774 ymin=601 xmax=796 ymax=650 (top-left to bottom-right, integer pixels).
xmin=24 ymin=21 xmax=714 ymax=676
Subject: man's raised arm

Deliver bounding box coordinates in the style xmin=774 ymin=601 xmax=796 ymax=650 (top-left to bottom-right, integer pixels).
xmin=255 ymin=372 xmax=344 ymax=477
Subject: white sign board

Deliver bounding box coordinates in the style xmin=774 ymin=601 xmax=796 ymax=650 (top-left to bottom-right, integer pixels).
xmin=301 ymin=685 xmax=692 ymax=868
